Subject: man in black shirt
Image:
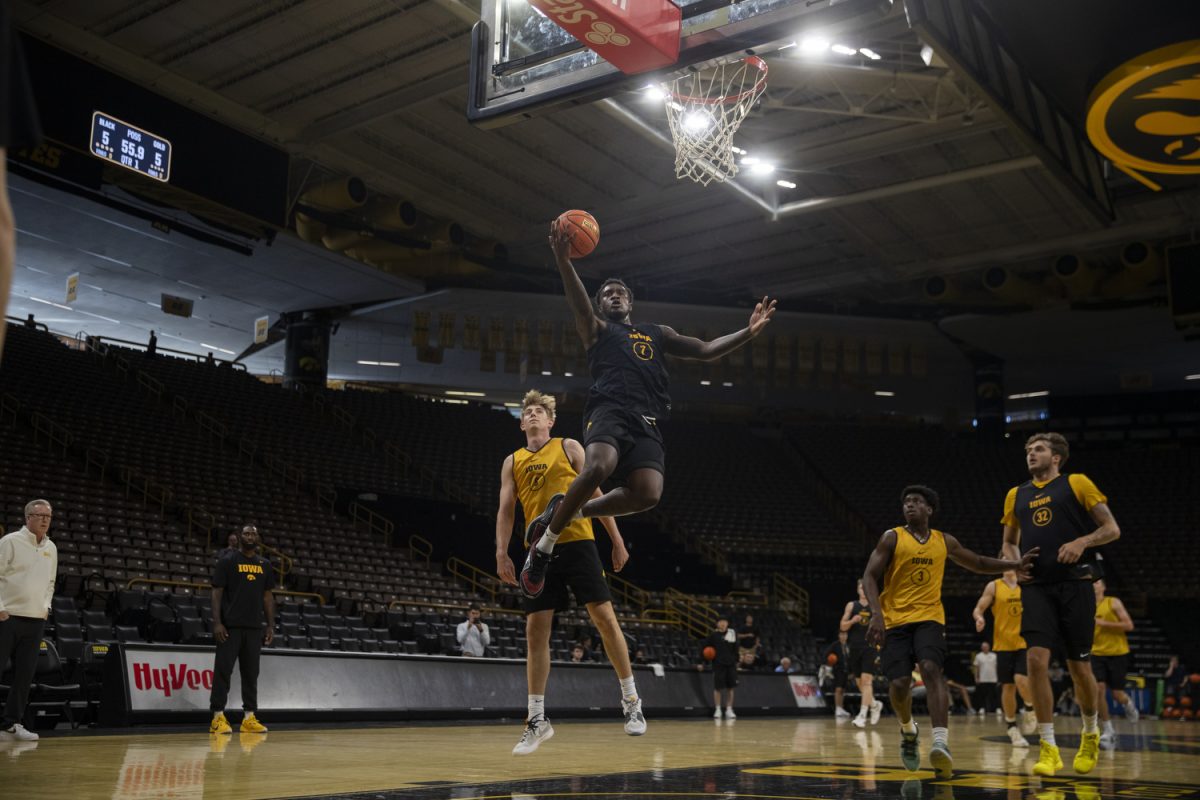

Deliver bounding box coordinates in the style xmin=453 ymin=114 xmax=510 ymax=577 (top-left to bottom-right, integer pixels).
xmin=208 ymin=524 xmax=275 ymax=735
xmin=702 ymin=617 xmax=740 ymax=719
xmin=520 ymin=222 xmax=777 ymax=598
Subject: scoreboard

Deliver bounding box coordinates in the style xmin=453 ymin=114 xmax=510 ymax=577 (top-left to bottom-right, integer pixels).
xmin=90 ymin=111 xmax=172 ymax=182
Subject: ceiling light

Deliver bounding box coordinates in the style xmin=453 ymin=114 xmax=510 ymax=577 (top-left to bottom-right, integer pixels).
xmin=643 ymin=85 xmax=666 ymax=101
xmin=504 ymin=402 xmax=521 ymax=408
xmin=731 ymin=146 xmax=746 ymax=155
xmin=700 ymin=380 xmax=711 ymax=386
xmin=831 ymin=44 xmax=857 ymax=56
xmin=541 ymin=370 xmax=552 ymax=376
xmin=722 ymin=381 xmax=734 ymax=387
xmin=145 ymin=301 xmax=160 ymax=308
xmin=749 ymin=162 xmax=776 ymax=175
xmin=564 ymin=372 xmax=574 ymax=377
xmin=874 ymin=390 xmax=895 ymax=397
xmin=776 ymin=180 xmax=796 ymax=189
xmin=920 ymin=43 xmax=934 ymax=66
xmin=777 ymin=41 xmax=797 ymax=51
xmin=357 ymin=360 xmax=400 ymax=367
xmin=76 ymin=310 xmax=121 ymax=324
xmin=446 ymin=390 xmax=485 ymax=397
xmin=683 ymin=110 xmax=712 ymax=133
xmin=29 ymin=296 xmax=73 ymax=311
xmin=799 ymin=36 xmax=829 ymax=54
xmin=201 ymin=343 xmax=236 ymax=355
xmin=1007 ymin=390 xmax=1050 ymax=399
xmin=741 ymin=155 xmax=760 ymax=165
xmin=859 ymin=47 xmax=881 ymax=60
xmin=1186 ymin=374 xmax=1199 ymax=380
xmin=443 ymin=398 xmax=468 ymax=405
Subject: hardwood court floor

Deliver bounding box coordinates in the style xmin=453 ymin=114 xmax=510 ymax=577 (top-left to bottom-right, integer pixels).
xmin=4 ymin=716 xmax=1199 ymax=799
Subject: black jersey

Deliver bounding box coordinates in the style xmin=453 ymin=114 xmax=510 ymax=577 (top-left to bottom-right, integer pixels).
xmin=1009 ymin=473 xmax=1104 ymax=584
xmin=585 ymin=321 xmax=671 ymax=419
xmin=847 ymin=600 xmax=872 ymax=645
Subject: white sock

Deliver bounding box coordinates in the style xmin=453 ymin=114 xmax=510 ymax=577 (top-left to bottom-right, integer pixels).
xmin=900 ymin=719 xmax=917 ymax=734
xmin=1102 ymin=720 xmax=1114 ymax=733
xmin=213 ymin=711 xmax=223 ymax=719
xmin=535 ymin=530 xmax=560 ymax=554
xmin=932 ymin=727 xmax=948 ymax=747
xmin=528 ymin=694 xmax=545 ymax=721
xmin=619 ymin=676 xmax=638 ymax=702
xmin=1039 ymin=723 xmax=1056 ymax=746
xmin=1082 ymin=712 xmax=1099 ymax=734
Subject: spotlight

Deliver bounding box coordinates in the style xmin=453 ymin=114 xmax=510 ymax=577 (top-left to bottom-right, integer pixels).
xmin=643 ymin=85 xmax=666 ymax=101
xmin=776 ymin=180 xmax=796 ymax=189
xmin=798 ymin=36 xmax=830 ymax=54
xmin=683 ymin=110 xmax=712 ymax=132
xmin=859 ymin=47 xmax=881 ymax=60
xmin=831 ymin=44 xmax=857 ymax=56
xmin=920 ymin=43 xmax=934 ymax=66
xmin=749 ymin=162 xmax=776 ymax=175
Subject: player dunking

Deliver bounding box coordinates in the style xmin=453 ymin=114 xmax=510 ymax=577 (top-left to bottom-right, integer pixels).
xmin=496 ymin=390 xmax=643 ymax=754
xmin=862 ymin=485 xmax=1035 ymax=778
xmin=973 ymin=569 xmax=1038 ymax=746
xmin=1001 ymin=432 xmax=1120 ymax=776
xmin=519 ymin=222 xmax=776 ymax=598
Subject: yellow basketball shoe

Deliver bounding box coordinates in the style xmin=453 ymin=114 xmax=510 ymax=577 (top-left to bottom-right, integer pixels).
xmin=1032 ymin=739 xmax=1063 ymax=776
xmin=240 ymin=712 xmax=269 ymax=733
xmin=209 ymin=712 xmax=232 ymax=735
xmin=1073 ymin=732 xmax=1099 ymax=774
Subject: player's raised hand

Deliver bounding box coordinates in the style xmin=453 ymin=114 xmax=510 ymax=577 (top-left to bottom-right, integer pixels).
xmin=747 ymin=296 xmax=777 ymax=336
xmin=548 ymin=220 xmax=573 ymax=263
xmin=1017 ymin=547 xmax=1040 ymax=580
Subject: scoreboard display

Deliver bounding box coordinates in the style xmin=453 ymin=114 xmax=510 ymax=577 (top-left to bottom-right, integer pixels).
xmin=90 ymin=111 xmax=172 ymax=182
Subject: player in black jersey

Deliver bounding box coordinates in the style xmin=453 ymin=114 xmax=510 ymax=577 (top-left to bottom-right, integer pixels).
xmin=519 ymin=222 xmax=776 ymax=598
xmin=1000 ymin=432 xmax=1121 ymax=778
xmin=840 ymin=579 xmax=882 ymax=727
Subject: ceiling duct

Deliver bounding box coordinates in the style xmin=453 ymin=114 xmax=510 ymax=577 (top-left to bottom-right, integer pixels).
xmin=1052 ymin=253 xmax=1099 ymax=297
xmin=377 ymin=251 xmax=491 ymax=279
xmin=464 ymin=237 xmax=508 ymax=262
xmin=981 ymin=266 xmax=1054 ymax=306
xmin=298 ymin=177 xmax=367 ymax=211
xmin=1100 ymin=242 xmax=1163 ymax=297
xmin=294 ymin=212 xmax=327 ymax=244
xmin=368 ymin=198 xmax=419 ymax=231
xmin=922 ymin=275 xmax=992 ymax=305
xmin=321 ymin=227 xmax=373 ymax=252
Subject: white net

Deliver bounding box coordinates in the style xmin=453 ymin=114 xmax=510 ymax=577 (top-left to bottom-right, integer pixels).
xmin=662 ymin=56 xmax=768 ymax=186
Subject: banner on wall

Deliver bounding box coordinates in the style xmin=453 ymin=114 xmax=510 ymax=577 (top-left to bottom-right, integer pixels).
xmin=788 ymin=675 xmax=824 ymax=709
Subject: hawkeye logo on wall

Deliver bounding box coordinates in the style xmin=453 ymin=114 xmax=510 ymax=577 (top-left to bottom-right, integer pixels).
xmin=1087 ymin=40 xmax=1200 ymax=190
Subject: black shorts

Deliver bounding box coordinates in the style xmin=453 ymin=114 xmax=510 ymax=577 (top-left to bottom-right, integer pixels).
xmin=832 ymin=668 xmax=855 ymax=690
xmin=583 ymin=403 xmax=665 ymax=482
xmin=996 ymin=649 xmax=1028 ymax=684
xmin=1020 ymin=580 xmax=1096 ymax=660
xmin=881 ymin=621 xmax=946 ymax=682
xmin=522 ymin=540 xmax=613 ymax=614
xmin=713 ymin=663 xmax=739 ymax=690
xmin=847 ymin=642 xmax=875 ymax=675
xmin=1092 ymin=654 xmax=1129 ymax=688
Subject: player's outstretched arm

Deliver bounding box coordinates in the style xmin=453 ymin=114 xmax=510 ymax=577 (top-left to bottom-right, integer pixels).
xmin=495 ymin=455 xmax=519 ymax=586
xmin=549 ymin=221 xmax=602 ymax=347
xmin=861 ymin=529 xmax=897 ymax=647
xmin=972 ymin=580 xmax=996 ymax=632
xmin=660 ymin=296 xmax=777 ymax=362
xmin=839 ymin=601 xmax=858 ymax=632
xmin=947 ymin=534 xmax=1038 ymax=577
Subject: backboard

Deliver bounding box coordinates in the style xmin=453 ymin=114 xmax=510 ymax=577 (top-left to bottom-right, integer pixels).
xmin=468 ymin=0 xmax=895 ymax=128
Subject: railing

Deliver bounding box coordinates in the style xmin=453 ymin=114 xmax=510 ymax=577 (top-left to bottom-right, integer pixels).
xmin=195 ymin=410 xmax=229 ymax=442
xmin=313 ymin=482 xmax=337 ymax=513
xmin=84 ymin=447 xmax=109 ymax=482
xmin=664 ymin=587 xmax=721 ymax=637
xmin=170 ymin=394 xmax=189 ymax=422
xmin=384 ymin=596 xmax=676 ymax=630
xmin=136 ymin=370 xmax=165 ymax=400
xmin=446 ymin=556 xmax=502 ymax=604
xmin=262 ymin=452 xmax=303 ymax=493
xmin=260 ymin=543 xmax=295 ymax=585
xmin=117 ymin=465 xmax=172 ymax=517
xmin=694 ymin=537 xmax=729 ymax=575
xmin=724 ymin=590 xmax=769 ymax=607
xmin=408 ymin=534 xmax=433 ymax=566
xmin=608 ymin=572 xmax=652 ymax=612
xmin=30 ymin=411 xmax=72 ymax=458
xmin=348 ymin=501 xmax=395 ymax=546
xmin=187 ymin=506 xmax=216 ymax=544
xmin=5 ymin=314 xmax=49 ymax=332
xmin=124 ymin=577 xmax=324 ymax=604
xmin=772 ymin=573 xmax=810 ymax=626
xmin=84 ymin=334 xmax=247 ymax=370
xmin=0 ymin=392 xmax=19 ymax=427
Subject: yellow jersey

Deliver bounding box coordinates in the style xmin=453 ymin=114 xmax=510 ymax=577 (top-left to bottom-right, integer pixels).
xmin=1092 ymin=596 xmax=1130 ymax=657
xmin=992 ymin=578 xmax=1026 ymax=652
xmin=512 ymin=438 xmax=593 ymax=545
xmin=881 ymin=527 xmax=946 ymax=628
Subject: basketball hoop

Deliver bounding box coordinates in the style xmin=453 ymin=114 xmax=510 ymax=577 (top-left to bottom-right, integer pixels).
xmin=662 ymin=56 xmax=768 ymax=186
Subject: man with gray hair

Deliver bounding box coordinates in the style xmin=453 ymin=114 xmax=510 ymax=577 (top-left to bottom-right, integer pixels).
xmin=0 ymin=499 xmax=58 ymax=741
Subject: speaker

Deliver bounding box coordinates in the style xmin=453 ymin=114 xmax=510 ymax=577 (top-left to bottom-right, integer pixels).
xmin=1167 ymin=242 xmax=1200 ymax=325
xmin=160 ymin=293 xmax=194 ymax=318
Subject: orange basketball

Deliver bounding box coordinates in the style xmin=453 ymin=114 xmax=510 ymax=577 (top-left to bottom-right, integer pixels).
xmin=1165 ymin=696 xmax=1176 ymax=707
xmin=1181 ymin=696 xmax=1193 ymax=708
xmin=1190 ymin=673 xmax=1200 ymax=684
xmin=827 ymin=653 xmax=838 ymax=665
xmin=556 ymin=210 xmax=600 ymax=258
xmin=703 ymin=646 xmax=717 ymax=661
xmin=1183 ymin=709 xmax=1195 ymax=720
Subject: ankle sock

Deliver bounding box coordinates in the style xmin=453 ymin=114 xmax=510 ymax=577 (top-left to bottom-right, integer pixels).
xmin=619 ymin=676 xmax=638 ymax=702
xmin=535 ymin=530 xmax=560 ymax=554
xmin=1039 ymin=723 xmax=1056 ymax=746
xmin=528 ymin=694 xmax=545 ymax=721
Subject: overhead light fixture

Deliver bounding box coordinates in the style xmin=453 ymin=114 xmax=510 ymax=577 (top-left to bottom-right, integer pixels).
xmin=76 ymin=310 xmax=121 ymax=324
xmin=201 ymin=343 xmax=236 ymax=355
xmin=29 ymin=296 xmax=73 ymax=311
xmin=799 ymin=36 xmax=829 ymax=54
xmin=504 ymin=402 xmax=521 ymax=408
xmin=831 ymin=44 xmax=857 ymax=56
xmin=356 ymin=360 xmax=401 ymax=367
xmin=859 ymin=47 xmax=881 ymax=60
xmin=564 ymin=372 xmax=574 ymax=377
xmin=741 ymin=155 xmax=760 ymax=165
xmin=722 ymin=381 xmax=734 ymax=387
xmin=1186 ymin=374 xmax=1200 ymax=381
xmin=700 ymin=380 xmax=712 ymax=386
xmin=643 ymin=85 xmax=666 ymax=101
xmin=920 ymin=43 xmax=934 ymax=66
xmin=443 ymin=398 xmax=469 ymax=405
xmin=541 ymin=370 xmax=553 ymax=376
xmin=683 ymin=110 xmax=712 ymax=133
xmin=776 ymin=180 xmax=796 ymax=189
xmin=1007 ymin=390 xmax=1050 ymax=399
xmin=777 ymin=41 xmax=797 ymax=51
xmin=874 ymin=390 xmax=895 ymax=397
xmin=446 ymin=390 xmax=486 ymax=397
xmin=749 ymin=162 xmax=776 ymax=175
xmin=731 ymin=146 xmax=747 ymax=155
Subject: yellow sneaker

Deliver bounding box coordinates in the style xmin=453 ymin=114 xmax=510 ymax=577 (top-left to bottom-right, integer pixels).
xmin=240 ymin=712 xmax=268 ymax=733
xmin=238 ymin=731 xmax=268 ymax=752
xmin=1032 ymin=739 xmax=1063 ymax=776
xmin=209 ymin=712 xmax=232 ymax=735
xmin=1073 ymin=732 xmax=1099 ymax=774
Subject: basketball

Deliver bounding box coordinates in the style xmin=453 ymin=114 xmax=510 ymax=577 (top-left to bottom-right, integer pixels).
xmin=1190 ymin=673 xmax=1200 ymax=684
xmin=1165 ymin=696 xmax=1176 ymax=706
xmin=827 ymin=653 xmax=838 ymax=666
xmin=556 ymin=210 xmax=600 ymax=258
xmin=1182 ymin=696 xmax=1193 ymax=708
xmin=1184 ymin=709 xmax=1195 ymax=720
xmin=703 ymin=646 xmax=717 ymax=661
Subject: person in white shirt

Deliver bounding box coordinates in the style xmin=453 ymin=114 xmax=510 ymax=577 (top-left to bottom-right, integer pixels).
xmin=0 ymin=499 xmax=58 ymax=742
xmin=456 ymin=603 xmax=491 ymax=657
xmin=973 ymin=641 xmax=1000 ymax=715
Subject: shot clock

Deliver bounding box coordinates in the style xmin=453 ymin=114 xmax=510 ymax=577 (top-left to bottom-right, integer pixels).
xmin=90 ymin=111 xmax=172 ymax=182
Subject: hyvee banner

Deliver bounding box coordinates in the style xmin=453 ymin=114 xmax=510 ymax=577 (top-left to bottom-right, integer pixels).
xmin=126 ymin=650 xmax=229 ymax=711
xmin=788 ymin=675 xmax=824 ymax=709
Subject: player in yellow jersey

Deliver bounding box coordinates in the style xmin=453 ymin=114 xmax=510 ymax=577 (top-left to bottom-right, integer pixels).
xmin=973 ymin=570 xmax=1038 ymax=746
xmin=863 ymin=485 xmax=1035 ymax=778
xmin=1092 ymin=579 xmax=1137 ymax=747
xmin=496 ymin=390 xmax=644 ymax=755
xmin=1001 ymin=432 xmax=1121 ymax=777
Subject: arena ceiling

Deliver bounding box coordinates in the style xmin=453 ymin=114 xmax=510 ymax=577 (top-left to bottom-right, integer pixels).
xmin=6 ymin=0 xmax=1199 ymax=388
